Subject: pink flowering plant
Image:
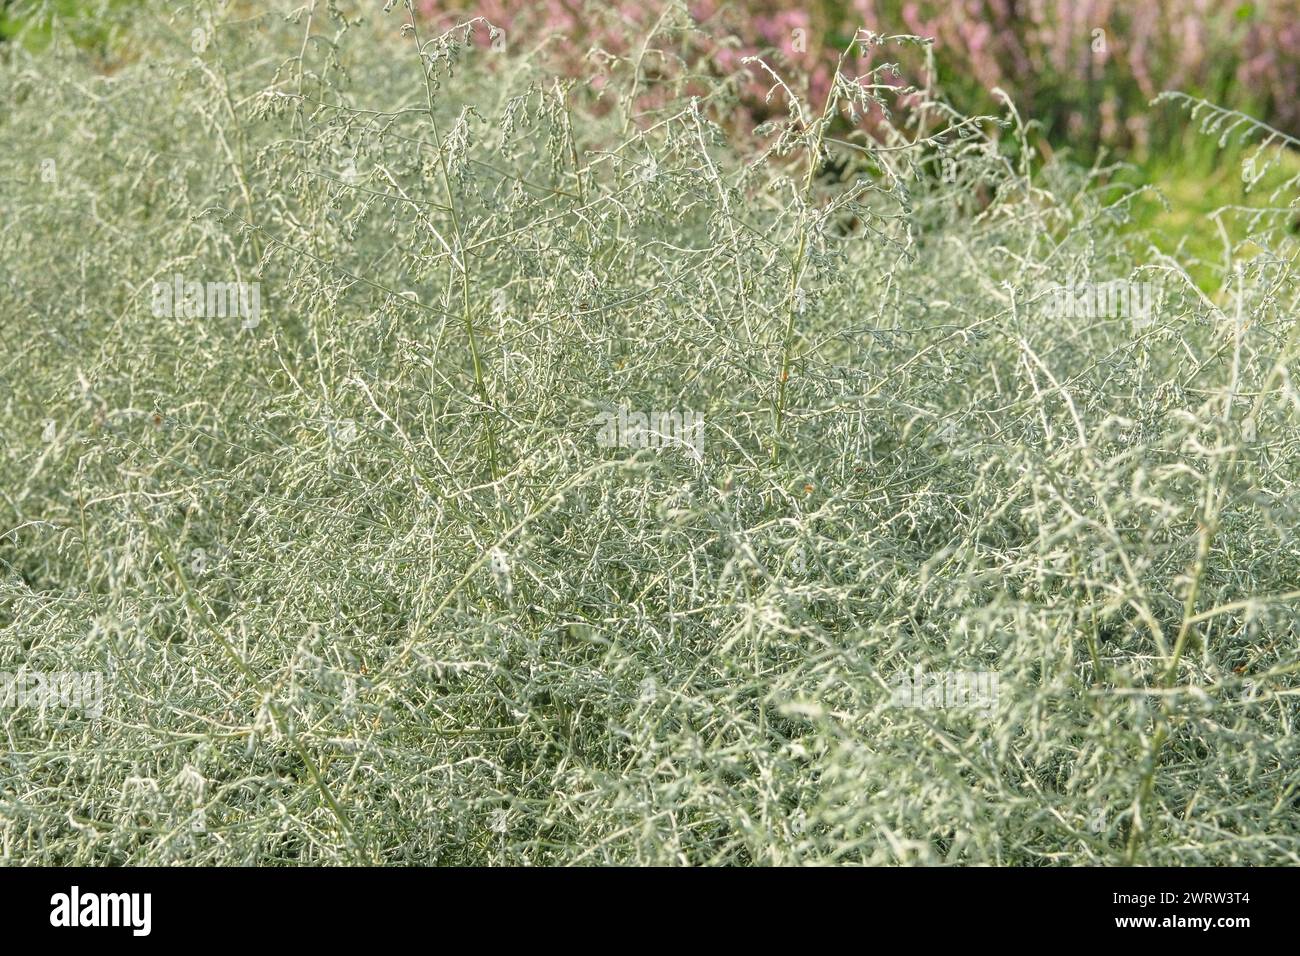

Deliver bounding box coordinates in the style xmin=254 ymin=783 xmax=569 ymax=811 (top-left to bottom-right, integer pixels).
xmin=421 ymin=0 xmax=1300 ymax=154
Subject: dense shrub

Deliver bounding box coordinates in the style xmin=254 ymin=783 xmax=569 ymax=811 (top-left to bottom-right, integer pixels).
xmin=1 ymin=1 xmax=1299 ymax=864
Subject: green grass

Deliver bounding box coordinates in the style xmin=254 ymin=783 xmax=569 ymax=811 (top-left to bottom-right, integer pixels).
xmin=1112 ymin=124 xmax=1300 ymax=293
xmin=0 ymin=0 xmax=138 ymax=52
xmin=2 ymin=2 xmax=1299 ymax=865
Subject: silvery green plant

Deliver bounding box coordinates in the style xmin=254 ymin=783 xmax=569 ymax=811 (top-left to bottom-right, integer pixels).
xmin=0 ymin=0 xmax=1298 ymax=865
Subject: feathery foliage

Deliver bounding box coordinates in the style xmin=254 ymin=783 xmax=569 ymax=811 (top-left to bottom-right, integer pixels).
xmin=2 ymin=1 xmax=1299 ymax=864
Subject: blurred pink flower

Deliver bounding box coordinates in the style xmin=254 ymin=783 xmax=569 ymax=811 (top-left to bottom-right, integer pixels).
xmin=416 ymin=0 xmax=1300 ymax=148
